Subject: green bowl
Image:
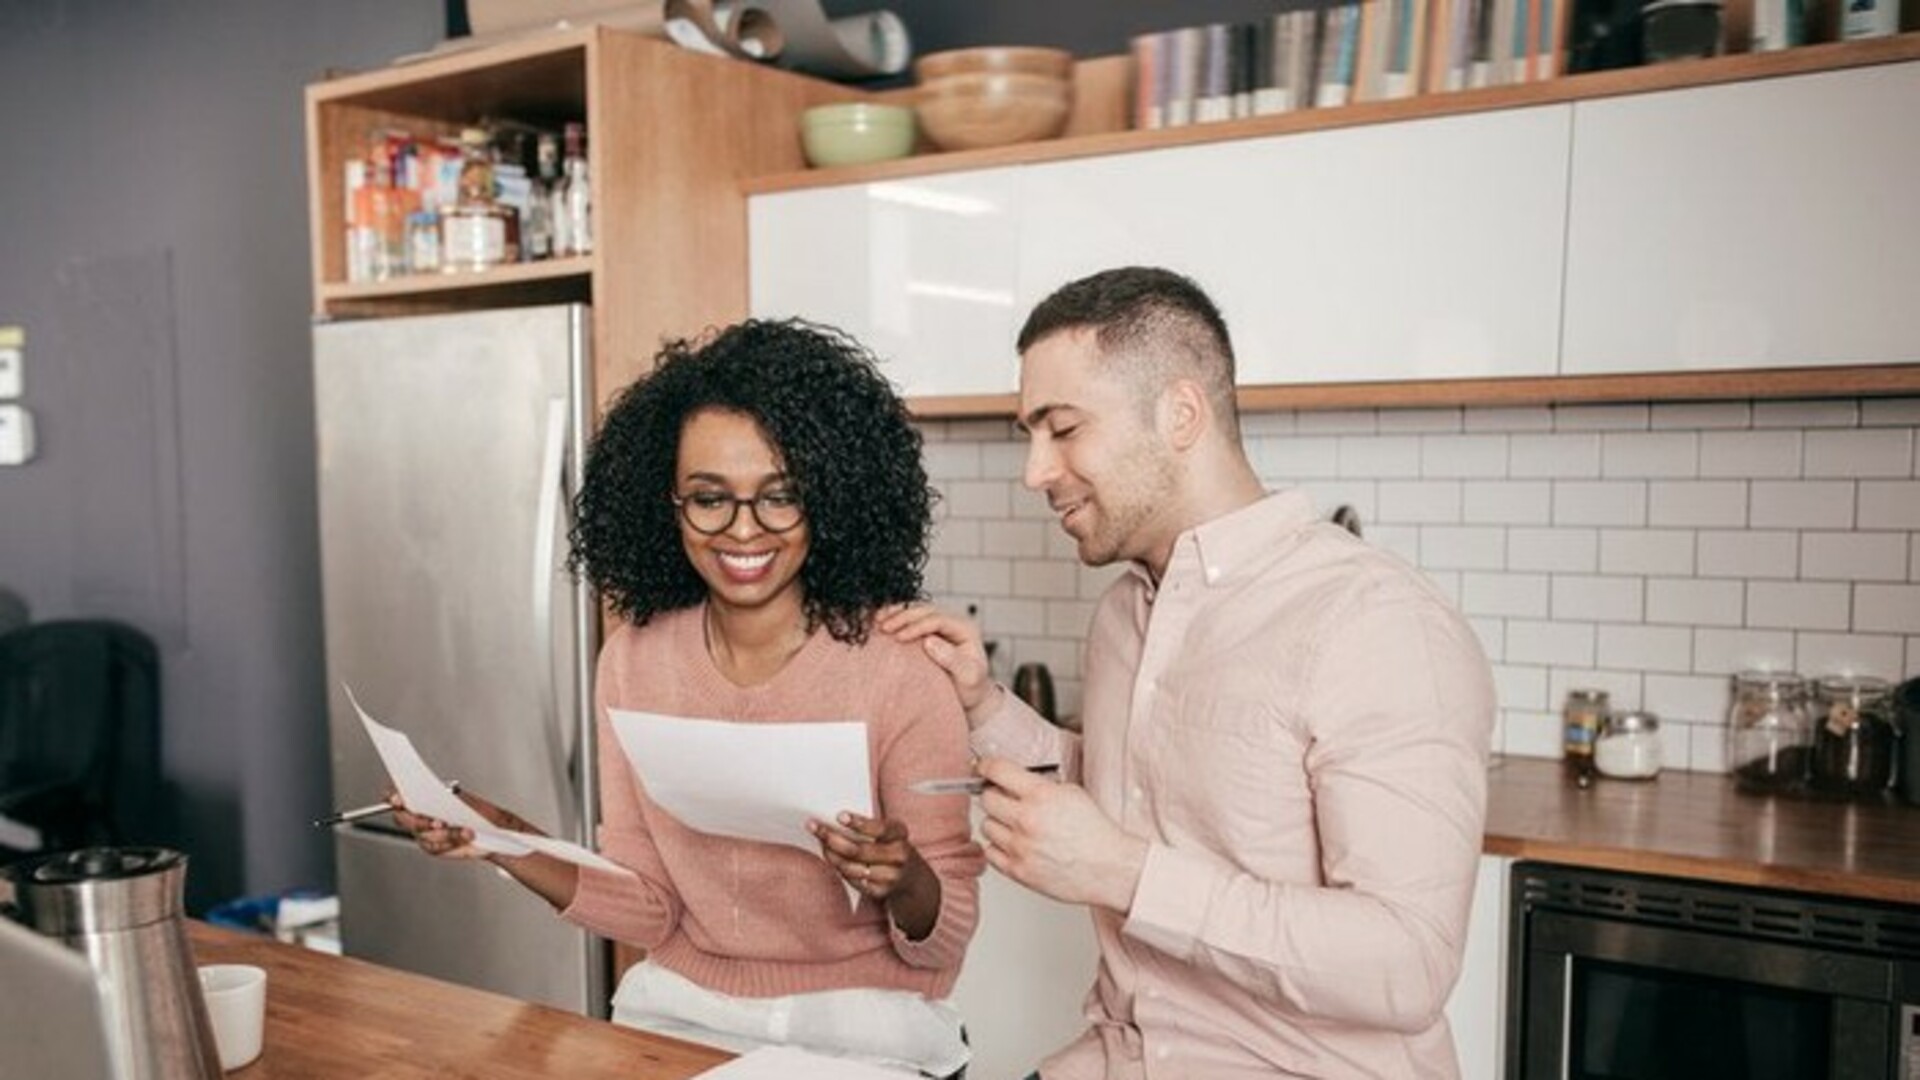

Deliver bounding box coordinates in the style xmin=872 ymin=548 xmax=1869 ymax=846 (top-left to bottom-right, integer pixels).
xmin=800 ymin=103 xmax=915 ymax=168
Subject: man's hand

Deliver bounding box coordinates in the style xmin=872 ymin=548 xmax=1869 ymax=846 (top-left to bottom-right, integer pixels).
xmin=877 ymin=603 xmax=998 ymax=726
xmin=975 ymin=756 xmax=1148 ymax=913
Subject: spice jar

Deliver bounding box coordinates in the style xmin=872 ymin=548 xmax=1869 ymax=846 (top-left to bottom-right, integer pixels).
xmin=1809 ymin=675 xmax=1894 ymax=796
xmin=1727 ymin=671 xmax=1811 ymax=792
xmin=1563 ymin=688 xmax=1609 ymax=780
xmin=1595 ymin=710 xmax=1663 ymax=779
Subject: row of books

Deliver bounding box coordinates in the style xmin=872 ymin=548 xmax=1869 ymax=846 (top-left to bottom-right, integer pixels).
xmin=1130 ymin=0 xmax=1569 ymax=128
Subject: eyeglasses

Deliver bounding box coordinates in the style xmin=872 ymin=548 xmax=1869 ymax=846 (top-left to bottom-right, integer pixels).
xmin=671 ymin=489 xmax=805 ymax=535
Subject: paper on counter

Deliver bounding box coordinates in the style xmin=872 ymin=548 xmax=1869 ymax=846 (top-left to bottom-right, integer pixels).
xmin=345 ymin=686 xmax=632 ymax=876
xmin=692 ymin=1045 xmax=920 ymax=1079
xmin=609 ymin=710 xmax=871 ymax=853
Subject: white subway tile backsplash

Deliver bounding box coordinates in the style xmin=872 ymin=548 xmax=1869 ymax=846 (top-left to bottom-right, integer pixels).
xmin=1693 ymin=628 xmax=1795 ymax=675
xmin=1463 ymin=481 xmax=1552 ymax=525
xmin=1696 ymin=530 xmax=1798 ymax=579
xmin=1598 ymin=624 xmax=1694 ymax=674
xmin=1699 ymin=430 xmax=1802 ymax=479
xmin=1861 ymin=397 xmax=1920 ymax=428
xmin=1462 ymin=573 xmax=1550 ymax=618
xmin=1377 ymin=407 xmax=1463 ymax=433
xmin=940 ymin=418 xmax=1014 ymax=441
xmin=1424 ymin=570 xmax=1462 ymax=605
xmin=930 ymin=519 xmax=982 ymax=557
xmin=1012 ymin=559 xmax=1080 ymax=599
xmin=923 ymin=556 xmax=950 ymax=593
xmin=1466 ymin=406 xmax=1554 ymax=432
xmin=1651 ymin=401 xmax=1751 ymax=430
xmin=1602 ymin=432 xmax=1698 ymax=478
xmin=1044 ymin=600 xmax=1097 ymax=637
xmin=1656 ymin=721 xmax=1694 ymax=772
xmin=1420 ymin=526 xmax=1506 ymax=570
xmin=943 ymin=480 xmax=1011 ymax=519
xmin=1419 ymin=435 xmax=1509 ymax=478
xmin=1754 ymin=399 xmax=1857 ymax=429
xmin=1503 ymin=710 xmax=1563 ymax=758
xmin=1795 ymin=631 xmax=1907 ymax=679
xmin=1800 ymin=532 xmax=1908 ymax=582
xmin=1689 ymin=726 xmax=1730 ymax=773
xmin=970 ymin=597 xmax=1046 ymax=636
xmin=1914 ymin=535 xmax=1920 ymax=581
xmin=1555 ymin=403 xmax=1651 ymax=431
xmin=981 ymin=521 xmax=1046 ymax=558
xmin=922 ymin=442 xmax=981 ymax=479
xmin=1506 ymin=620 xmax=1595 ymax=666
xmin=1909 ymin=636 xmax=1919 ymax=677
xmin=1552 ymin=575 xmax=1644 ymax=622
xmin=1077 ymin=562 xmax=1125 ymax=601
xmin=1746 ymin=581 xmax=1850 ymax=631
xmin=1252 ymin=436 xmax=1339 ymax=479
xmin=1647 ymin=481 xmax=1745 ymax=527
xmin=1239 ymin=411 xmax=1297 ymax=437
xmin=1510 ymin=434 xmax=1600 ymax=478
xmin=1011 ymin=638 xmax=1081 ymax=680
xmin=1556 ymin=481 xmax=1648 ymax=526
xmin=1853 ymin=584 xmax=1920 ymax=634
xmin=950 ymin=557 xmax=1012 ymax=597
xmin=1299 ymin=483 xmax=1377 ymax=529
xmin=1859 ymin=481 xmax=1920 ymax=529
xmin=1339 ymin=436 xmax=1422 ymax=478
xmin=1648 ymin=578 xmax=1744 ymax=627
xmin=1507 ymin=527 xmax=1599 ymax=573
xmin=1295 ymin=409 xmax=1377 ymax=434
xmin=1368 ymin=525 xmax=1421 ymax=565
xmin=1805 ymin=429 xmax=1913 ymax=478
xmin=1011 ymin=490 xmax=1055 ymax=521
xmin=1378 ymin=481 xmax=1462 ymax=524
xmin=1600 ymin=529 xmax=1695 ymax=576
xmin=1751 ymin=481 xmax=1855 ymax=529
xmin=1044 ymin=526 xmax=1080 ymax=561
xmin=980 ymin=441 xmax=1030 ymax=480
xmin=1644 ymin=673 xmax=1730 ymax=724
xmin=1491 ymin=664 xmax=1549 ymax=711
xmin=1467 ymin=617 xmax=1505 ymax=660
xmin=1550 ymin=668 xmax=1642 ymax=711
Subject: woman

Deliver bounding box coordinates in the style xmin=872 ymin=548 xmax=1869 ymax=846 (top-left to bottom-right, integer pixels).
xmin=395 ymin=319 xmax=983 ymax=1077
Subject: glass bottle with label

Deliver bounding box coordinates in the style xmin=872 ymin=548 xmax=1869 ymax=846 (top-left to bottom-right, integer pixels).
xmin=557 ymin=122 xmax=592 ymax=256
xmin=439 ymin=127 xmax=518 ymax=272
xmin=522 ymin=131 xmax=560 ymax=262
xmin=1563 ymin=688 xmax=1609 ymax=780
xmin=1727 ymin=671 xmax=1811 ymax=792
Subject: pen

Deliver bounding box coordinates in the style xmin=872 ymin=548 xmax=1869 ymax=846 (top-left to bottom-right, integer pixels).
xmin=313 ymin=781 xmax=462 ymax=828
xmin=909 ymin=764 xmax=1060 ymax=796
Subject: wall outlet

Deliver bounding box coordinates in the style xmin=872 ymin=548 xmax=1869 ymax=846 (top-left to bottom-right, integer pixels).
xmin=0 ymin=325 xmax=20 ymax=400
xmin=0 ymin=404 xmax=35 ymax=465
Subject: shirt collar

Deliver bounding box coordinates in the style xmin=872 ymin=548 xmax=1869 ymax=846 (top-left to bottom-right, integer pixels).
xmin=1184 ymin=488 xmax=1320 ymax=587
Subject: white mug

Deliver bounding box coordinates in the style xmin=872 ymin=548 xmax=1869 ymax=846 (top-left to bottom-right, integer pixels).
xmin=198 ymin=964 xmax=267 ymax=1070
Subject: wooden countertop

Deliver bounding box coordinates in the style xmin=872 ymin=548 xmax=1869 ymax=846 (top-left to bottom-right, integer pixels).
xmin=187 ymin=922 xmax=731 ymax=1079
xmin=1483 ymin=756 xmax=1920 ymax=905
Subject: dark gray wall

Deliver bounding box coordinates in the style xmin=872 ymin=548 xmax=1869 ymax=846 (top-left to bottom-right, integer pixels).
xmin=864 ymin=0 xmax=1310 ymax=59
xmin=0 ymin=0 xmax=443 ymax=910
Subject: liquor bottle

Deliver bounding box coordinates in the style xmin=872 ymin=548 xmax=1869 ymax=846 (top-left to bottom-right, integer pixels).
xmin=558 ymin=122 xmax=592 ymax=256
xmin=356 ymin=145 xmax=414 ymax=281
xmin=439 ymin=127 xmax=518 ymax=272
xmin=522 ymin=131 xmax=560 ymax=262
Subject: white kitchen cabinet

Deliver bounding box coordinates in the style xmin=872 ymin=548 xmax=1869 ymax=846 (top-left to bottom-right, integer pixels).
xmin=1446 ymin=852 xmax=1514 ymax=1080
xmin=1016 ymin=107 xmax=1572 ymax=387
xmin=1561 ymin=61 xmax=1920 ymax=375
xmin=749 ymin=169 xmax=1026 ymax=398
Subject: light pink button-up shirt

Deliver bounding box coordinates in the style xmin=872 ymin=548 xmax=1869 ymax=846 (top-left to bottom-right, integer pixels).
xmin=974 ymin=490 xmax=1495 ymax=1079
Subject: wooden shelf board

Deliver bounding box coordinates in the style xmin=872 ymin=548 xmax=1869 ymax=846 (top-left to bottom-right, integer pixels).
xmin=306 ymin=27 xmax=594 ymax=124
xmin=746 ymin=33 xmax=1920 ymax=196
xmin=907 ymin=364 xmax=1920 ymax=419
xmin=317 ymin=257 xmax=594 ymax=316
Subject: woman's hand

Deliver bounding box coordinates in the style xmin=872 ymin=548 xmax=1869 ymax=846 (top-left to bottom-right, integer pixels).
xmin=809 ymin=811 xmax=941 ymax=939
xmin=389 ymin=788 xmax=539 ymax=860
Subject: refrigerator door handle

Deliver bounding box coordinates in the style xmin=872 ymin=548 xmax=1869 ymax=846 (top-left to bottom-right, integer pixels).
xmin=532 ymin=395 xmax=577 ymax=836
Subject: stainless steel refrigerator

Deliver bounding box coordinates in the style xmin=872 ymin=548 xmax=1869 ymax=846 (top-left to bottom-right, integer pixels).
xmin=313 ymin=303 xmax=606 ymax=1015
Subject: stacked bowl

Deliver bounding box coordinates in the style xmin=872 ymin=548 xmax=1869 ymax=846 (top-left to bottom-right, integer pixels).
xmin=799 ymin=102 xmax=916 ymax=168
xmin=914 ymin=46 xmax=1075 ymax=152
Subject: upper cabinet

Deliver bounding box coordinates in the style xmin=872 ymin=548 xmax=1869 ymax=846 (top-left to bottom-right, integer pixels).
xmin=307 ymin=28 xmax=856 ymax=397
xmin=1560 ymin=61 xmax=1920 ymax=375
xmin=1018 ymin=106 xmax=1571 ymax=387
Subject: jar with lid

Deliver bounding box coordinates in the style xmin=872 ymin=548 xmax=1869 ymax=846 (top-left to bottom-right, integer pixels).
xmin=440 ymin=128 xmax=518 ymax=272
xmin=1595 ymin=710 xmax=1663 ymax=780
xmin=1809 ymin=675 xmax=1894 ymax=796
xmin=1727 ymin=671 xmax=1811 ymax=792
xmin=1562 ymin=688 xmax=1609 ymax=779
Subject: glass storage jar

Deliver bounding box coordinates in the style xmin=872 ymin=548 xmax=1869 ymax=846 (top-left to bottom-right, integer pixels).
xmin=1809 ymin=675 xmax=1894 ymax=797
xmin=1595 ymin=710 xmax=1663 ymax=779
xmin=1727 ymin=671 xmax=1811 ymax=792
xmin=1563 ymin=688 xmax=1610 ymax=780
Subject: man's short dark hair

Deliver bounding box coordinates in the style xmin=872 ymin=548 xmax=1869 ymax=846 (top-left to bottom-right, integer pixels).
xmin=1017 ymin=267 xmax=1239 ymax=437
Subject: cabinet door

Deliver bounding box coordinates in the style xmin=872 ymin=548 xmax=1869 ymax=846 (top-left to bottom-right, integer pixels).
xmin=749 ymin=170 xmax=1025 ymax=397
xmin=1017 ymin=107 xmax=1572 ymax=386
xmin=1446 ymin=853 xmax=1513 ymax=1080
xmin=1561 ymin=62 xmax=1920 ymax=375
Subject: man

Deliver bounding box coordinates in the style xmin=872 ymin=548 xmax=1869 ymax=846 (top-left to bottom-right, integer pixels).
xmin=882 ymin=267 xmax=1495 ymax=1079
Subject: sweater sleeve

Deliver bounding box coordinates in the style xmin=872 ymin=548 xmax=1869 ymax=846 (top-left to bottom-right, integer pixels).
xmin=874 ymin=650 xmax=986 ymax=972
xmin=559 ymin=634 xmax=685 ymax=949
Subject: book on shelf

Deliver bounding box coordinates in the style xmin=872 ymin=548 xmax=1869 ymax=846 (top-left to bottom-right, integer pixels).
xmin=1316 ymin=3 xmax=1364 ymax=107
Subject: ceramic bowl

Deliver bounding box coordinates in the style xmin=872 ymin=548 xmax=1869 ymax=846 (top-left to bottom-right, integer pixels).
xmin=799 ymin=103 xmax=916 ymax=168
xmin=915 ymin=72 xmax=1073 ymax=152
xmin=913 ymin=45 xmax=1075 ymax=83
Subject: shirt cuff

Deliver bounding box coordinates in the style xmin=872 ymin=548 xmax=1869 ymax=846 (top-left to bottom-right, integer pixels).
xmin=1120 ymin=842 xmax=1217 ymax=961
xmin=969 ymin=685 xmax=1060 ymax=766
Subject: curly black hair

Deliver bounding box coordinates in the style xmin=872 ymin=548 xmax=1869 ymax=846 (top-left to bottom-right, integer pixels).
xmin=567 ymin=318 xmax=934 ymax=644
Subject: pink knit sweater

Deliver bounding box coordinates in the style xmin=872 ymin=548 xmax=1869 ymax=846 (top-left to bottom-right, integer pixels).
xmin=561 ymin=604 xmax=984 ymax=1000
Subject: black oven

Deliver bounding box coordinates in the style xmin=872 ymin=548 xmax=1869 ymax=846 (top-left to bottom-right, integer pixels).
xmin=1507 ymin=862 xmax=1920 ymax=1079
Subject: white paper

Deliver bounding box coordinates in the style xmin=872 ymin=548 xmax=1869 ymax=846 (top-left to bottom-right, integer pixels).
xmin=693 ymin=1046 xmax=920 ymax=1079
xmin=609 ymin=710 xmax=871 ymax=853
xmin=345 ymin=686 xmax=632 ymax=876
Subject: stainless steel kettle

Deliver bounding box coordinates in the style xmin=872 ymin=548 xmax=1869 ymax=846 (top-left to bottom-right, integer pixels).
xmin=2 ymin=847 xmax=223 ymax=1079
